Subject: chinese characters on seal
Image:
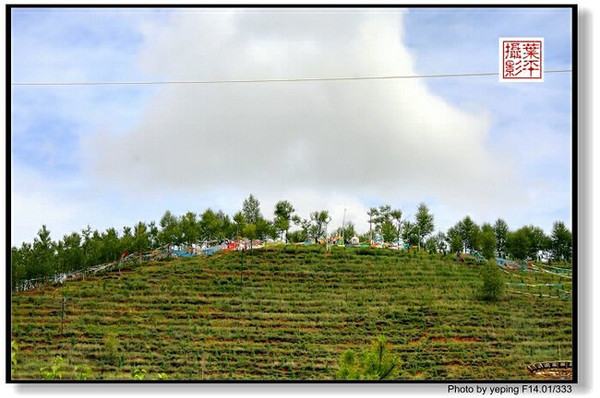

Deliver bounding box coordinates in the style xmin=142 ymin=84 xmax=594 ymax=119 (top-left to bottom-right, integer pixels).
xmin=499 ymin=38 xmax=544 ymax=82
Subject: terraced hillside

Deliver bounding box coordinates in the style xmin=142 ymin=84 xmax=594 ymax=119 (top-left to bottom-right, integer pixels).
xmin=10 ymin=246 xmax=572 ymax=380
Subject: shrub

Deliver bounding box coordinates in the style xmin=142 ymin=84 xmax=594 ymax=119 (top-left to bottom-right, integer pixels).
xmin=103 ymin=333 xmax=120 ymax=366
xmin=480 ymin=259 xmax=504 ymax=301
xmin=336 ymin=336 xmax=399 ymax=380
xmin=336 ymin=349 xmax=360 ymax=379
xmin=40 ymin=355 xmax=64 ymax=380
xmin=361 ymin=337 xmax=400 ymax=379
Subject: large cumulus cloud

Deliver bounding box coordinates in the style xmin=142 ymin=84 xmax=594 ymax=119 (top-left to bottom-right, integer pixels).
xmin=85 ymin=9 xmax=519 ymax=227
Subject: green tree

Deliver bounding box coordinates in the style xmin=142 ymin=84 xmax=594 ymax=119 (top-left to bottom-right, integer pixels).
xmin=425 ymin=231 xmax=447 ymax=254
xmin=379 ymin=220 xmax=396 ymax=243
xmin=425 ymin=236 xmax=437 ymax=253
xmin=390 ymin=209 xmax=403 ymax=242
xmin=480 ymin=259 xmax=504 ymax=301
xmin=506 ymin=225 xmax=550 ymax=260
xmin=12 ymin=243 xmax=33 ymax=288
xmin=255 ymin=217 xmax=275 ymax=240
xmin=199 ymin=209 xmax=221 ymax=242
xmin=81 ymin=225 xmax=92 ymax=250
xmin=103 ymin=332 xmax=121 ymax=366
xmin=57 ymin=232 xmax=84 ymax=273
xmin=147 ymin=221 xmax=159 ymax=249
xmin=241 ymin=195 xmax=272 ymax=240
xmin=506 ymin=227 xmax=531 ymax=260
xmin=414 ymin=203 xmax=435 ymax=248
xmin=401 ymin=220 xmax=419 ymax=246
xmin=132 ymin=222 xmax=150 ymax=253
xmin=81 ymin=225 xmax=104 ymax=266
xmin=493 ymin=218 xmax=509 ymax=257
xmin=337 ymin=349 xmax=360 ymax=380
xmin=274 ymin=200 xmax=295 ymax=242
xmin=101 ymin=228 xmax=121 ymax=262
xmin=242 ymin=224 xmax=258 ymax=250
xmin=33 ymin=225 xmax=55 ymax=277
xmin=286 ymin=230 xmax=306 ymax=243
xmin=233 ymin=211 xmax=246 ymax=239
xmin=550 ymin=221 xmax=572 ymax=262
xmin=179 ymin=212 xmax=199 ymax=248
xmin=479 ymin=223 xmax=497 ymax=260
xmin=11 ymin=246 xmax=25 ymax=289
xmin=215 ymin=210 xmax=235 ymax=239
xmin=86 ymin=230 xmax=105 ymax=266
xmin=310 ymin=210 xmax=331 ymax=240
xmin=373 ymin=205 xmax=390 ymax=227
xmin=158 ymin=211 xmax=180 ymax=246
xmin=120 ymin=226 xmax=135 ymax=254
xmin=456 ymin=216 xmax=480 ymax=253
xmin=445 ymin=226 xmax=463 ymax=254
xmin=242 ymin=194 xmax=262 ymax=225
xmin=362 ymin=337 xmax=400 ymax=379
xmin=336 ymin=337 xmax=399 ymax=380
xmin=374 ymin=205 xmax=398 ymax=242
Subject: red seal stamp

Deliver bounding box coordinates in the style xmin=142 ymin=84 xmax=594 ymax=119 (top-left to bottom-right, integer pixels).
xmin=499 ymin=38 xmax=544 ymax=82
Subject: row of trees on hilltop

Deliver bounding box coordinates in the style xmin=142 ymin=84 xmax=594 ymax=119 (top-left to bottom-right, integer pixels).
xmin=10 ymin=222 xmax=161 ymax=287
xmin=11 ymin=194 xmax=572 ymax=289
xmin=11 ymin=195 xmax=316 ymax=287
xmin=364 ymin=203 xmax=435 ymax=248
xmin=442 ymin=217 xmax=572 ymax=262
xmin=360 ymin=204 xmax=571 ymax=264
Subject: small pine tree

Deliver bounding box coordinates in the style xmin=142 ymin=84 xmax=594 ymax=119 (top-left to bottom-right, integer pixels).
xmin=480 ymin=259 xmax=504 ymax=301
xmin=104 ymin=333 xmax=120 ymax=365
xmin=336 ymin=349 xmax=360 ymax=379
xmin=336 ymin=337 xmax=399 ymax=380
xmin=361 ymin=337 xmax=400 ymax=380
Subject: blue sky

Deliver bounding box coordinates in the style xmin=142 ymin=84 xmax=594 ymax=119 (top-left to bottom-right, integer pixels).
xmin=402 ymin=7 xmax=573 ymax=231
xmin=10 ymin=7 xmax=574 ymax=245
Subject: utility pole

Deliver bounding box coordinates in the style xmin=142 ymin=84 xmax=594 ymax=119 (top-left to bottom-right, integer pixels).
xmin=60 ymin=293 xmax=67 ymax=336
xmin=240 ymin=248 xmax=245 ymax=289
xmin=341 ymin=208 xmax=347 ymax=244
xmin=325 ymin=216 xmax=332 ymax=252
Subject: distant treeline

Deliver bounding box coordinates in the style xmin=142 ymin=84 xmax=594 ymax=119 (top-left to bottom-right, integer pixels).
xmin=10 ymin=194 xmax=572 ymax=290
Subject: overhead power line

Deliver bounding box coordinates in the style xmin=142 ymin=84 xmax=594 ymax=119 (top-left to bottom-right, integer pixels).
xmin=11 ymin=69 xmax=572 ymax=87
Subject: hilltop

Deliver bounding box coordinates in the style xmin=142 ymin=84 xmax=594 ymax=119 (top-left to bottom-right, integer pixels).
xmin=11 ymin=245 xmax=572 ymax=380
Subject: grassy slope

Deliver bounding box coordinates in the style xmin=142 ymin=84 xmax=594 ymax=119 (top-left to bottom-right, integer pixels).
xmin=11 ymin=246 xmax=572 ymax=380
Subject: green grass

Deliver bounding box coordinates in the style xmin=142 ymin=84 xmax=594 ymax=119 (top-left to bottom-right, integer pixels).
xmin=11 ymin=246 xmax=572 ymax=380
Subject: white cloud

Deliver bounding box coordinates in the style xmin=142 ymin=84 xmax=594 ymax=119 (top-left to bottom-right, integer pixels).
xmin=10 ymin=165 xmax=84 ymax=245
xmin=10 ymin=163 xmax=168 ymax=246
xmin=77 ymin=9 xmax=528 ymax=234
xmin=9 ymin=8 xmax=574 ymax=248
